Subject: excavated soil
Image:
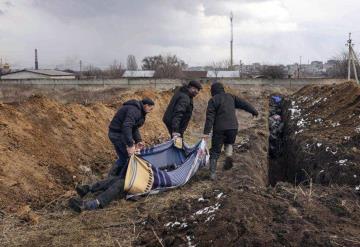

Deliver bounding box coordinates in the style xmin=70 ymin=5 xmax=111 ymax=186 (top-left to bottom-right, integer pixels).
xmin=281 ymin=81 xmax=360 ymax=187
xmin=1 ymin=82 xmax=360 ymax=247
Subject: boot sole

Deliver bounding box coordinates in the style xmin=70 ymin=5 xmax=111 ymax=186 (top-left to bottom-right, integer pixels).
xmin=69 ymin=198 xmax=82 ymax=213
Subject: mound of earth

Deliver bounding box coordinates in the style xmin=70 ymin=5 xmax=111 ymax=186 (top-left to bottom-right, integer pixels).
xmin=281 ymin=81 xmax=360 ymax=188
xmin=138 ymin=182 xmax=360 ymax=247
xmin=0 ymin=85 xmax=214 ymax=212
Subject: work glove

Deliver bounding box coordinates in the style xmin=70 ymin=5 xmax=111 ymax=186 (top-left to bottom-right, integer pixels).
xmin=126 ymin=145 xmax=136 ymax=155
xmin=172 ymin=132 xmax=181 ymax=138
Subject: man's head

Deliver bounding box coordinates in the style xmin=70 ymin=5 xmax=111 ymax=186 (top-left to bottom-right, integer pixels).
xmin=211 ymin=82 xmax=225 ymax=96
xmin=141 ymin=98 xmax=155 ymax=113
xmin=187 ymin=80 xmax=202 ymax=97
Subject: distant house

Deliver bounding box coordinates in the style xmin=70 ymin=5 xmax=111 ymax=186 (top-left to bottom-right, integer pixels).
xmin=1 ymin=69 xmax=75 ymax=80
xmin=207 ymin=71 xmax=240 ymax=78
xmin=122 ymin=70 xmax=155 ymax=78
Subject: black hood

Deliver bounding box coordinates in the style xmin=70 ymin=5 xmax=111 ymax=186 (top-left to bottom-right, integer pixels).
xmin=179 ymin=85 xmax=193 ymax=97
xmin=123 ymin=99 xmax=146 ymax=114
xmin=211 ymin=83 xmax=225 ymax=96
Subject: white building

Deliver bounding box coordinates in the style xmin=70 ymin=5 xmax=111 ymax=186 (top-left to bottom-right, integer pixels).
xmin=1 ymin=69 xmax=75 ymax=80
xmin=122 ymin=70 xmax=155 ymax=78
xmin=207 ymin=71 xmax=240 ymax=78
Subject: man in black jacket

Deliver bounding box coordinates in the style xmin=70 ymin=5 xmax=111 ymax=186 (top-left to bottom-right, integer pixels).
xmin=107 ymin=98 xmax=155 ymax=177
xmin=69 ymin=98 xmax=155 ymax=212
xmin=163 ymin=80 xmax=202 ymax=138
xmin=203 ymin=82 xmax=258 ymax=180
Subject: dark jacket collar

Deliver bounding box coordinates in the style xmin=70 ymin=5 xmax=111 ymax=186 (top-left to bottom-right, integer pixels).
xmin=179 ymin=85 xmax=193 ymax=98
xmin=123 ymin=100 xmax=146 ymax=116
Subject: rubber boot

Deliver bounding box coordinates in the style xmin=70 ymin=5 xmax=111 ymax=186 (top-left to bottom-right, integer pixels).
xmin=69 ymin=198 xmax=100 ymax=213
xmin=209 ymin=159 xmax=218 ymax=181
xmin=75 ymin=184 xmax=90 ymax=198
xmin=223 ymin=144 xmax=234 ymax=170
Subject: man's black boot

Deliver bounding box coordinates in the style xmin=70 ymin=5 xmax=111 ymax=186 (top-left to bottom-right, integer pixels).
xmin=75 ymin=185 xmax=90 ymax=197
xmin=69 ymin=197 xmax=85 ymax=213
xmin=223 ymin=157 xmax=234 ymax=170
xmin=209 ymin=159 xmax=217 ymax=180
xmin=69 ymin=197 xmax=100 ymax=213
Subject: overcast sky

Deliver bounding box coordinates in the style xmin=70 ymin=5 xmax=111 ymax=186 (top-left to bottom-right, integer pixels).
xmin=0 ymin=0 xmax=359 ymax=69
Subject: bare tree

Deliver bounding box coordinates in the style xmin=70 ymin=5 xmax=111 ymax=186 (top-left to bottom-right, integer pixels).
xmin=108 ymin=60 xmax=125 ymax=78
xmin=142 ymin=54 xmax=187 ymax=78
xmin=325 ymin=51 xmax=360 ymax=78
xmin=260 ymin=65 xmax=286 ymax=79
xmin=208 ymin=60 xmax=232 ymax=78
xmin=127 ymin=55 xmax=138 ymax=70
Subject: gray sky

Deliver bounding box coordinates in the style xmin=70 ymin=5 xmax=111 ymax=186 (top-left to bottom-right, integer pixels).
xmin=0 ymin=0 xmax=359 ymax=69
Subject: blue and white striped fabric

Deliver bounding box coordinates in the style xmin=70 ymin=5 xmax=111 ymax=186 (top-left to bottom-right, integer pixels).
xmin=129 ymin=139 xmax=208 ymax=195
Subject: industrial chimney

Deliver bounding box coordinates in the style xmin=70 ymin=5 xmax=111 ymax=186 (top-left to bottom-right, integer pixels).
xmin=35 ymin=49 xmax=38 ymax=70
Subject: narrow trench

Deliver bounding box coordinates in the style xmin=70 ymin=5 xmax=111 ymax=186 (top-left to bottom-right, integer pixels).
xmin=268 ymin=94 xmax=289 ymax=186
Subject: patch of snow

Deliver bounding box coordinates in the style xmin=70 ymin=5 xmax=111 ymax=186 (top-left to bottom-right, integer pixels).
xmin=331 ymin=122 xmax=340 ymax=127
xmin=314 ymin=118 xmax=323 ymax=124
xmin=317 ymin=143 xmax=322 ymax=148
xmin=312 ymin=98 xmax=322 ymax=106
xmin=205 ymin=214 xmax=216 ymax=223
xmin=320 ymin=170 xmax=324 ymax=173
xmin=290 ymin=108 xmax=301 ymax=120
xmin=297 ymin=118 xmax=306 ymax=127
xmin=180 ymin=223 xmax=188 ymax=229
xmin=354 ymin=175 xmax=357 ymax=178
xmin=337 ymin=159 xmax=348 ymax=166
xmin=326 ymin=147 xmax=338 ymax=155
xmin=355 ymin=126 xmax=360 ymax=134
xmin=198 ymin=197 xmax=205 ymax=202
xmin=164 ymin=221 xmax=181 ymax=228
xmin=344 ymin=136 xmax=351 ymax=141
xmin=295 ymin=129 xmax=304 ymax=135
xmin=355 ymin=186 xmax=360 ymax=191
xmin=195 ymin=203 xmax=221 ymax=215
xmin=216 ymin=192 xmax=224 ymax=199
xmin=186 ymin=235 xmax=196 ymax=247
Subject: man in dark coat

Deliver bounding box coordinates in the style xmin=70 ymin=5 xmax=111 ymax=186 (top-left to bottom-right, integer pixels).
xmin=107 ymin=97 xmax=155 ymax=177
xmin=69 ymin=98 xmax=155 ymax=212
xmin=163 ymin=80 xmax=202 ymax=138
xmin=203 ymin=82 xmax=258 ymax=180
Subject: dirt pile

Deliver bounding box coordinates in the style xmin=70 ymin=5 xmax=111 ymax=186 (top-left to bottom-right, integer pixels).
xmin=281 ymin=81 xmax=360 ymax=187
xmin=138 ymin=182 xmax=360 ymax=247
xmin=0 ymin=85 xmax=214 ymax=212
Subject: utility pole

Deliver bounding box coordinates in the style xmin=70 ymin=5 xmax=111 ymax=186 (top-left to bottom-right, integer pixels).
xmin=230 ymin=12 xmax=233 ymax=69
xmin=79 ymin=60 xmax=82 ymax=79
xmin=35 ymin=49 xmax=38 ymax=70
xmin=297 ymin=56 xmax=302 ymax=79
xmin=239 ymin=59 xmax=242 ymax=78
xmin=347 ymin=33 xmax=352 ymax=80
xmin=346 ymin=32 xmax=360 ymax=84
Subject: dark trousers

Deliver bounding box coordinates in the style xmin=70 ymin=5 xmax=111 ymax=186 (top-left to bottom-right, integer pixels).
xmin=108 ymin=131 xmax=129 ymax=178
xmin=210 ymin=129 xmax=237 ymax=160
xmin=90 ymin=177 xmax=125 ymax=207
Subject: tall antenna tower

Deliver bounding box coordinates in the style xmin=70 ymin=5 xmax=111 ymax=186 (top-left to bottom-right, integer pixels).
xmin=230 ymin=12 xmax=233 ymax=69
xmin=35 ymin=49 xmax=39 ymax=70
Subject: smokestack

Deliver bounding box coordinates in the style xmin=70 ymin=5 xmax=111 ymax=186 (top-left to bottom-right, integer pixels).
xmin=35 ymin=49 xmax=38 ymax=70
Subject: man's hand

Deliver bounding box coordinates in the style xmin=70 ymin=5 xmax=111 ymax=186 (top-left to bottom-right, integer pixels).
xmin=127 ymin=145 xmax=136 ymax=155
xmin=203 ymin=134 xmax=210 ymax=141
xmin=172 ymin=132 xmax=181 ymax=138
xmin=136 ymin=142 xmax=145 ymax=150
